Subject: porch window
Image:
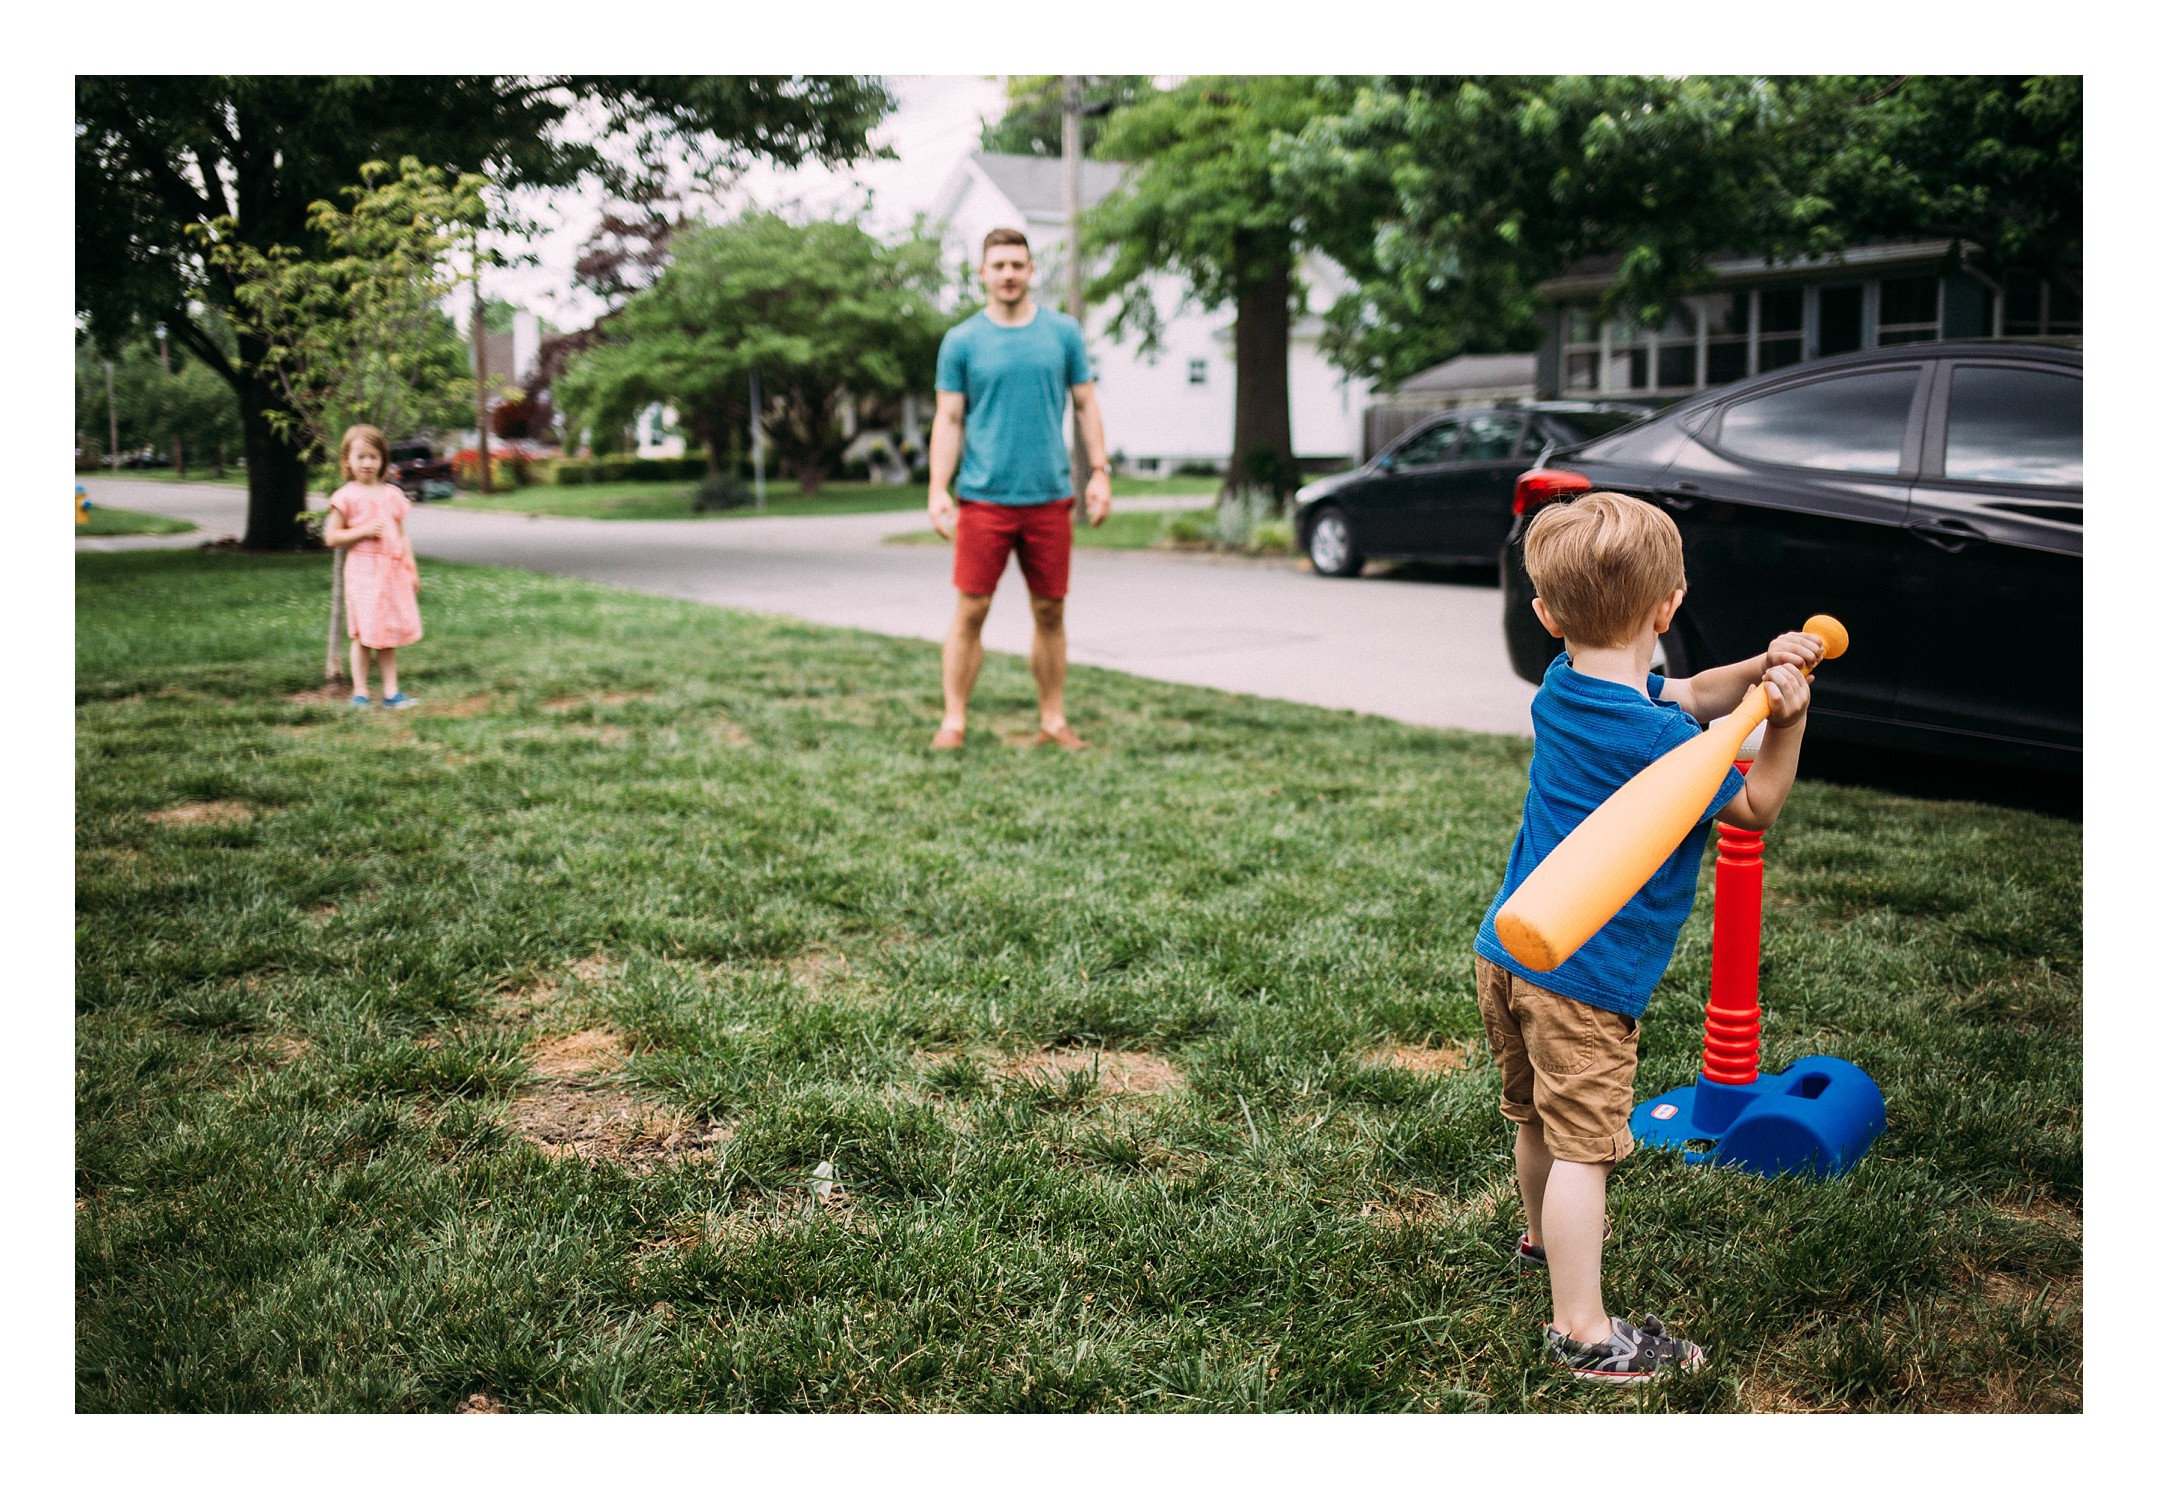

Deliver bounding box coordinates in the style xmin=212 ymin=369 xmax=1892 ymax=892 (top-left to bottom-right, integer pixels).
xmin=1877 ymin=274 xmax=1942 ymax=345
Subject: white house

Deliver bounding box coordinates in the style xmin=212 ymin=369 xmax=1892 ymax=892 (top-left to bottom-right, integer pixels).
xmin=928 ymin=152 xmax=1374 ymax=475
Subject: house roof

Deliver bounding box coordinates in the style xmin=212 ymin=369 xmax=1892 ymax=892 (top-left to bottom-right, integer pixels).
xmin=1538 ymin=239 xmax=1964 ymax=298
xmin=1395 ymin=352 xmax=1536 ymax=394
xmin=967 ymin=152 xmax=1130 ymax=224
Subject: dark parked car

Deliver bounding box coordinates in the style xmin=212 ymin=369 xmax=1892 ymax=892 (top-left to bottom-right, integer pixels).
xmin=1501 ymin=341 xmax=2081 ymax=771
xmin=388 ymin=442 xmax=457 ymax=501
xmin=1296 ymin=402 xmax=1649 ymax=576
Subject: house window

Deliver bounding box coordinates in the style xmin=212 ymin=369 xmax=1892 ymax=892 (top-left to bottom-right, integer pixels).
xmin=1758 ymin=288 xmax=1805 ymax=372
xmin=1819 ymin=284 xmax=1865 ymax=357
xmin=1654 ymin=302 xmax=1699 ymax=392
xmin=1606 ymin=316 xmax=1650 ymax=393
xmin=1876 ymin=274 xmax=1942 ymax=345
xmin=2002 ymin=271 xmax=2082 ymax=337
xmin=1703 ymin=292 xmax=1751 ymax=385
xmin=1564 ymin=305 xmax=1600 ymax=391
xmin=1187 ymin=359 xmax=1209 ymax=386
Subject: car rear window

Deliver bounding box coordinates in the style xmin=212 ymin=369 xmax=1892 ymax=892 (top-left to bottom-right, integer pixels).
xmin=1944 ymin=366 xmax=2082 ymax=488
xmin=1543 ymin=411 xmax=1643 ymax=445
xmin=1715 ymin=368 xmax=1920 ymax=474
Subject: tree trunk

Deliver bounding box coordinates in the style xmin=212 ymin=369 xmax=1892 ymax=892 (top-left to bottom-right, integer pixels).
xmin=1224 ymin=254 xmax=1299 ymax=515
xmin=237 ymin=345 xmax=313 ymax=550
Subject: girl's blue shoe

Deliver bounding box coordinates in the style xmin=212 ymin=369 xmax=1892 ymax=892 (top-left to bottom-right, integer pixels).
xmin=381 ymin=692 xmax=417 ymax=709
xmin=350 ymin=694 xmax=371 ymax=707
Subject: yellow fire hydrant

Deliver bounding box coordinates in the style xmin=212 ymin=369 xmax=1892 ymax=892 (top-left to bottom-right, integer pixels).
xmin=75 ymin=486 xmax=91 ymax=526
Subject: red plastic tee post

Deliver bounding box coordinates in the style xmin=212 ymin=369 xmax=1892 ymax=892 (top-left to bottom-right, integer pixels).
xmin=1701 ymin=759 xmax=1765 ymax=1087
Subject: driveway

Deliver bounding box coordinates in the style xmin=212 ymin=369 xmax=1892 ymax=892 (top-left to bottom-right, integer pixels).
xmin=77 ymin=478 xmax=1537 ymax=737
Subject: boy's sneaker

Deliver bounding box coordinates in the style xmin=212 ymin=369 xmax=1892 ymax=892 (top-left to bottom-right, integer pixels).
xmin=1514 ymin=1220 xmax=1612 ymax=1266
xmin=1544 ymin=1315 xmax=1705 ymax=1384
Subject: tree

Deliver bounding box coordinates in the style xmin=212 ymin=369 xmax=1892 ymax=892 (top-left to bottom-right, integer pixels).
xmin=74 ymin=321 xmax=243 ymax=474
xmin=1086 ymin=77 xmax=1370 ymax=508
xmin=1281 ymin=76 xmax=2081 ymax=387
xmin=76 ymin=75 xmax=895 ymax=548
xmin=206 ymin=157 xmax=482 ymax=468
xmin=979 ymin=76 xmax=1153 ymax=157
xmin=556 ymin=213 xmax=949 ymax=494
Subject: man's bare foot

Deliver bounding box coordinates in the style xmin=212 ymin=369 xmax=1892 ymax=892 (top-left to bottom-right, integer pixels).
xmin=931 ymin=725 xmax=966 ymax=750
xmin=1032 ymin=723 xmax=1087 ymax=751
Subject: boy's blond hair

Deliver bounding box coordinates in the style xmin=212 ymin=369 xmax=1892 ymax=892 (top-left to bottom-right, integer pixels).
xmin=1523 ymin=492 xmax=1686 ymax=648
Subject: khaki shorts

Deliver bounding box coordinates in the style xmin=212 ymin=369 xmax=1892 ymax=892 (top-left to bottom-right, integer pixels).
xmin=1475 ymin=955 xmax=1639 ymax=1165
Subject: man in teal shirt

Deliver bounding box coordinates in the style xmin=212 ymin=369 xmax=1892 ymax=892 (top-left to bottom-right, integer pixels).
xmin=927 ymin=227 xmax=1112 ymax=750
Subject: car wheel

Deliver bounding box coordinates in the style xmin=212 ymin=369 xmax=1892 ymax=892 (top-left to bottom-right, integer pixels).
xmin=1306 ymin=507 xmax=1364 ymax=577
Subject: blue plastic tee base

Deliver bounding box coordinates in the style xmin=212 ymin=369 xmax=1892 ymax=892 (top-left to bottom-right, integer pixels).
xmin=1630 ymin=1056 xmax=1886 ymax=1180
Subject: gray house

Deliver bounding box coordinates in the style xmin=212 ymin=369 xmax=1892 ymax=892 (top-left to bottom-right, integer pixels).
xmin=1533 ymin=241 xmax=2081 ymax=402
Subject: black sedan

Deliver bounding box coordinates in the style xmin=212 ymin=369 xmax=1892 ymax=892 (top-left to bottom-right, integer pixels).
xmin=1296 ymin=402 xmax=1648 ymax=576
xmin=1501 ymin=341 xmax=2081 ymax=771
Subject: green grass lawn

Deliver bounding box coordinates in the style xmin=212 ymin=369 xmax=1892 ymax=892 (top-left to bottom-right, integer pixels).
xmin=83 ymin=467 xmax=245 ymax=488
xmin=455 ymin=475 xmax=1222 ymax=522
xmin=76 ymin=505 xmax=198 ymax=537
xmin=76 ymin=550 xmax=2081 ymax=1412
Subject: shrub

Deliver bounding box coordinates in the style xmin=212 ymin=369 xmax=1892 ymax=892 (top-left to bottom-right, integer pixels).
xmin=1158 ymin=511 xmax=1215 ymax=547
xmin=1248 ymin=519 xmax=1294 ymax=555
xmin=842 ymin=459 xmax=872 ymax=482
xmin=450 ymin=449 xmax=530 ymax=491
xmin=1172 ymin=458 xmax=1221 ymax=477
xmin=552 ymin=455 xmax=708 ymax=486
xmin=692 ymin=471 xmax=755 ymax=512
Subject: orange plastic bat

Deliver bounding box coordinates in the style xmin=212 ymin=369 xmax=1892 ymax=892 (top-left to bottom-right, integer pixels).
xmin=1493 ymin=615 xmax=1848 ymax=973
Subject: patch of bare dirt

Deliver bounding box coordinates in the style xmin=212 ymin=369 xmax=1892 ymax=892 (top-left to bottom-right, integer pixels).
xmin=454 ymin=1393 xmax=507 ymax=1414
xmin=495 ymin=973 xmax=561 ymax=1020
xmin=429 ymin=693 xmax=497 ymax=718
xmin=544 ymin=690 xmax=654 ymax=712
xmin=508 ymin=1084 xmax=730 ymax=1169
xmin=147 ymin=800 xmax=255 ymax=827
xmin=708 ymin=719 xmax=752 ymax=747
xmin=999 ymin=1047 xmax=1182 ymax=1098
xmin=566 ymin=952 xmax=619 ymax=986
xmin=285 ymin=683 xmax=351 ymax=705
xmin=790 ymin=950 xmax=853 ymax=997
xmin=527 ymin=1028 xmax=625 ymax=1078
xmin=260 ymin=1035 xmax=312 ymax=1065
xmin=1357 ymin=1183 xmax=1499 ymax=1231
xmin=1362 ymin=1042 xmax=1469 ymax=1077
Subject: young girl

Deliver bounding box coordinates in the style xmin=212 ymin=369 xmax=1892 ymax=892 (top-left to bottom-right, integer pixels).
xmin=323 ymin=424 xmax=423 ymax=707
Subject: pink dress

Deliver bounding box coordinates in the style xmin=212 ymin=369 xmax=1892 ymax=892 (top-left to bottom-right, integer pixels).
xmin=330 ymin=482 xmax=423 ymax=649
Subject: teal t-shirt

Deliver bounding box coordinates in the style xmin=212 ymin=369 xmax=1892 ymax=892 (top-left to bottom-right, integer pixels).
xmin=934 ymin=307 xmax=1093 ymax=505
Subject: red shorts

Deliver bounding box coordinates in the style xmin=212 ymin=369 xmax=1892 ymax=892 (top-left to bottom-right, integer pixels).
xmin=953 ymin=497 xmax=1074 ymax=599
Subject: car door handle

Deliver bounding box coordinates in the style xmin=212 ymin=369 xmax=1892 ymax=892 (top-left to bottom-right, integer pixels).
xmin=1910 ymin=517 xmax=1986 ymax=553
xmin=1657 ymin=485 xmax=1700 ymax=511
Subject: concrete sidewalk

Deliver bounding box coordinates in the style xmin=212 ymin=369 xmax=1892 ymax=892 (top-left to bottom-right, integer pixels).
xmin=76 ymin=477 xmax=1537 ymax=736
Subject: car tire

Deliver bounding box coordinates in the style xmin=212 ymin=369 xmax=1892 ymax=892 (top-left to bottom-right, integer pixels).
xmin=1306 ymin=507 xmax=1364 ymax=578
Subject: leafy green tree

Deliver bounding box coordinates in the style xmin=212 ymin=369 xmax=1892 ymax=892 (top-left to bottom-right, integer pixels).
xmin=980 ymin=76 xmax=1153 ymax=157
xmin=74 ymin=322 xmax=244 ymax=474
xmin=556 ymin=213 xmax=949 ymax=495
xmin=1086 ymin=76 xmax=1372 ymax=507
xmin=1283 ymin=75 xmax=2081 ymax=387
xmin=205 ymin=157 xmax=481 ymax=471
xmin=77 ymin=75 xmax=895 ymax=548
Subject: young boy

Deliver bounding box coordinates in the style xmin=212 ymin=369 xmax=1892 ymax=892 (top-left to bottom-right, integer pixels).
xmin=1475 ymin=491 xmax=1824 ymax=1384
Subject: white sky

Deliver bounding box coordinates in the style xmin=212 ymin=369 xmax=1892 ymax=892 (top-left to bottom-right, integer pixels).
xmin=487 ymin=75 xmax=1010 ymax=332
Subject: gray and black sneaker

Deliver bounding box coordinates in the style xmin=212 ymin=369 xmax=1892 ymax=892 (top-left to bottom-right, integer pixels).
xmin=1544 ymin=1315 xmax=1705 ymax=1384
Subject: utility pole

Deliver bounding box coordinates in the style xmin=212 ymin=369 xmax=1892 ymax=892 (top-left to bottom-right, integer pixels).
xmin=472 ymin=272 xmax=493 ymax=495
xmin=749 ymin=367 xmax=767 ymax=509
xmin=1062 ymin=75 xmax=1087 ymax=497
xmin=156 ymin=323 xmax=184 ymax=478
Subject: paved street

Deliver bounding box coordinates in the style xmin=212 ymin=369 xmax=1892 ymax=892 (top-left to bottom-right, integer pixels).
xmin=77 ymin=478 xmax=1538 ymax=736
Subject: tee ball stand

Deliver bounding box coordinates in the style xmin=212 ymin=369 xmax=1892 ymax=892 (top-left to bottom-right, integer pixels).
xmin=1628 ymin=731 xmax=1885 ymax=1179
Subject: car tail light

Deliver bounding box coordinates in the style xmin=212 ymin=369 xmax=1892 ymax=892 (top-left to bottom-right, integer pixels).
xmin=1513 ymin=467 xmax=1594 ymax=517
